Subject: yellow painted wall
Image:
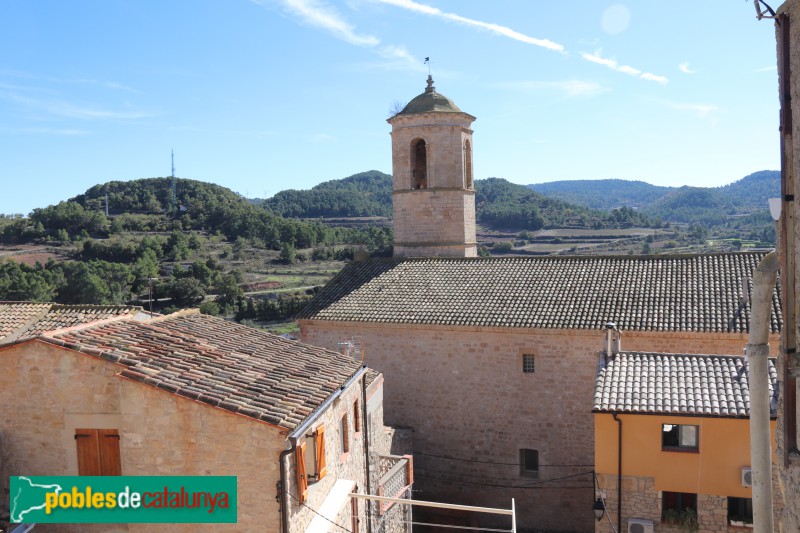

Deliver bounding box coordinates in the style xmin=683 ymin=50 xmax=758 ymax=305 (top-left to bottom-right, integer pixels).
xmin=595 ymin=413 xmax=777 ymax=498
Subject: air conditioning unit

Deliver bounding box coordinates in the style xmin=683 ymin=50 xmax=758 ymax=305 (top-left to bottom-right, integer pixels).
xmin=627 ymin=518 xmax=654 ymax=533
xmin=742 ymin=467 xmax=753 ymax=487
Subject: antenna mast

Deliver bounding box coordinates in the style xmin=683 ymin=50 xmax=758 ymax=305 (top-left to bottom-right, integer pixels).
xmin=170 ymin=149 xmax=177 ymax=210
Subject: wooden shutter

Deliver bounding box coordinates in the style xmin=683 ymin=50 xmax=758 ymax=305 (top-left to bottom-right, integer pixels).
xmin=75 ymin=428 xmax=122 ymax=476
xmin=315 ymin=425 xmax=327 ymax=480
xmin=99 ymin=429 xmax=122 ymax=476
xmin=75 ymin=429 xmax=101 ymax=476
xmin=296 ymin=441 xmax=308 ymax=503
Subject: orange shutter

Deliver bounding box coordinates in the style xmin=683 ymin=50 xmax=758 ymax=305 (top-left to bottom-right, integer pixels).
xmin=315 ymin=425 xmax=327 ymax=480
xmin=75 ymin=429 xmax=101 ymax=476
xmin=99 ymin=429 xmax=122 ymax=476
xmin=296 ymin=441 xmax=308 ymax=503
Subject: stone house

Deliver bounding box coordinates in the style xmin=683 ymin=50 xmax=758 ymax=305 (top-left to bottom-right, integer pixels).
xmin=0 ymin=309 xmax=411 ymax=532
xmin=297 ymin=77 xmax=782 ymax=532
xmin=593 ymin=349 xmax=779 ymax=532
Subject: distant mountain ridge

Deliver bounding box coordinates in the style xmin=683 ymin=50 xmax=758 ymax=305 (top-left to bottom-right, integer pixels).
xmin=260 ymin=171 xmax=650 ymax=230
xmin=528 ymin=171 xmax=779 ymax=214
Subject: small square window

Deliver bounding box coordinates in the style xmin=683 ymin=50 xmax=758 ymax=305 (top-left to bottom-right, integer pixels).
xmin=662 ymin=492 xmax=697 ymax=524
xmin=522 ymin=354 xmax=535 ymax=373
xmin=519 ymin=449 xmax=538 ymax=477
xmin=728 ymin=496 xmax=753 ymax=525
xmin=662 ymin=424 xmax=698 ymax=451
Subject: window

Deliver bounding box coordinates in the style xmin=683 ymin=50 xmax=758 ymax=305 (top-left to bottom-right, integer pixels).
xmin=464 ymin=140 xmax=473 ymax=189
xmin=411 ymin=139 xmax=427 ymax=189
xmin=522 ymin=354 xmax=535 ymax=373
xmin=75 ymin=428 xmax=121 ymax=476
xmin=728 ymin=497 xmax=753 ymax=525
xmin=662 ymin=424 xmax=698 ymax=451
xmin=519 ymin=449 xmax=538 ymax=477
xmin=353 ymin=399 xmax=361 ymax=433
xmin=662 ymin=492 xmax=697 ymax=523
xmin=340 ymin=414 xmax=350 ymax=454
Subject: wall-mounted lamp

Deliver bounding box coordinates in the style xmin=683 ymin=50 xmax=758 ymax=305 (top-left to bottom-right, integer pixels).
xmin=768 ymin=197 xmax=782 ymax=222
xmin=593 ymin=498 xmax=605 ymax=521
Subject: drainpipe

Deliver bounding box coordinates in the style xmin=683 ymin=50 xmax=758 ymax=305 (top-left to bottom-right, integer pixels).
xmin=279 ymin=445 xmax=295 ymax=533
xmin=361 ymin=372 xmax=373 ymax=533
xmin=612 ymin=413 xmax=622 ymax=531
xmin=747 ymin=251 xmax=778 ymax=533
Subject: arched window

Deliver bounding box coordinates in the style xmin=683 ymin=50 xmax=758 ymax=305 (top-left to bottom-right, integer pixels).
xmin=411 ymin=139 xmax=427 ymax=189
xmin=464 ymin=139 xmax=473 ymax=189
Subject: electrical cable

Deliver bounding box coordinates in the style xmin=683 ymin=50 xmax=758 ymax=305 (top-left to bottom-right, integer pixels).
xmin=414 ymin=466 xmax=594 ymax=489
xmin=413 ymin=450 xmax=592 ymax=467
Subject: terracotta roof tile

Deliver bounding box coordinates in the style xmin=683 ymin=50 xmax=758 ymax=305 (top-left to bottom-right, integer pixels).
xmin=0 ymin=302 xmax=145 ymax=344
xmin=593 ymin=352 xmax=778 ymax=418
xmin=0 ymin=302 xmax=50 ymax=338
xmin=40 ymin=313 xmax=371 ymax=430
xmin=297 ymin=252 xmax=781 ymax=333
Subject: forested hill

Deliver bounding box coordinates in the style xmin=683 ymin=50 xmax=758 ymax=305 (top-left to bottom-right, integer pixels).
xmin=263 ymin=171 xmax=392 ymax=218
xmin=529 ymin=179 xmax=672 ymax=210
xmin=260 ymin=172 xmax=651 ymax=230
xmin=528 ymin=171 xmax=779 ymax=212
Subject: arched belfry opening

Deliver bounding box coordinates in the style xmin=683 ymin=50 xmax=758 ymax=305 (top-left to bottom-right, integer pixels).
xmin=412 ymin=139 xmax=427 ymax=189
xmin=464 ymin=139 xmax=473 ymax=189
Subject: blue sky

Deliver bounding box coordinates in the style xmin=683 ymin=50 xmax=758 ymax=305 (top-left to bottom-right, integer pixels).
xmin=0 ymin=0 xmax=785 ymax=215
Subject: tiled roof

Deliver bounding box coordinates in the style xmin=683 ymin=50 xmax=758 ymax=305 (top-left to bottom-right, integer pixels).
xmin=0 ymin=302 xmax=50 ymax=338
xmin=0 ymin=302 xmax=144 ymax=344
xmin=39 ymin=312 xmax=370 ymax=430
xmin=593 ymin=352 xmax=778 ymax=418
xmin=297 ymin=252 xmax=781 ymax=333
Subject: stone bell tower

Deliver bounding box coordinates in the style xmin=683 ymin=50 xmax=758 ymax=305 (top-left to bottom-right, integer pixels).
xmin=387 ymin=76 xmax=477 ymax=257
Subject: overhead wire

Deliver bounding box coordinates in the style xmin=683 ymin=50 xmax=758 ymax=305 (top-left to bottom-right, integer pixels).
xmin=413 ymin=450 xmax=593 ymax=467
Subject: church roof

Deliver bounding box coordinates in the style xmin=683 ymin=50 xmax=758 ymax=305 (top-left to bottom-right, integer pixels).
xmin=394 ymin=76 xmax=467 ymax=116
xmin=593 ymin=351 xmax=778 ymax=418
xmin=296 ymin=251 xmax=782 ymax=334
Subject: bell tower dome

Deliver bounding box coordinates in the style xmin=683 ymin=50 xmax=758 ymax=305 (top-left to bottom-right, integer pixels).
xmin=387 ymin=76 xmax=477 ymax=257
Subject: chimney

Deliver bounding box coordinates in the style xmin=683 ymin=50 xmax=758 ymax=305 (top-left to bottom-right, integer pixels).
xmin=604 ymin=322 xmax=621 ymax=358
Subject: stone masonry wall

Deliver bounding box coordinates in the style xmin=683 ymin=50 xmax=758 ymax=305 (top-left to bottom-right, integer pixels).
xmin=776 ymin=2 xmax=800 ymax=531
xmin=595 ymin=473 xmax=782 ymax=533
xmin=300 ymin=321 xmax=775 ymax=533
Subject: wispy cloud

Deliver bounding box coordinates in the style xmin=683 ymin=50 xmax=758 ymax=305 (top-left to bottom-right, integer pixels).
xmin=755 ymin=65 xmax=777 ymax=72
xmin=581 ymin=49 xmax=668 ymax=84
xmin=678 ymin=62 xmax=698 ymax=74
xmin=652 ymin=98 xmax=718 ymax=119
xmin=0 ymin=91 xmax=154 ymax=120
xmin=373 ymin=0 xmax=564 ymax=52
xmin=496 ymin=80 xmax=608 ymax=99
xmin=281 ymin=0 xmax=379 ymax=46
xmin=250 ymin=0 xmax=421 ymax=70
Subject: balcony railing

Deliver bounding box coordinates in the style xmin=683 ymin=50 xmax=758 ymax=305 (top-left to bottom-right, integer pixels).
xmin=377 ymin=454 xmax=413 ymax=515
